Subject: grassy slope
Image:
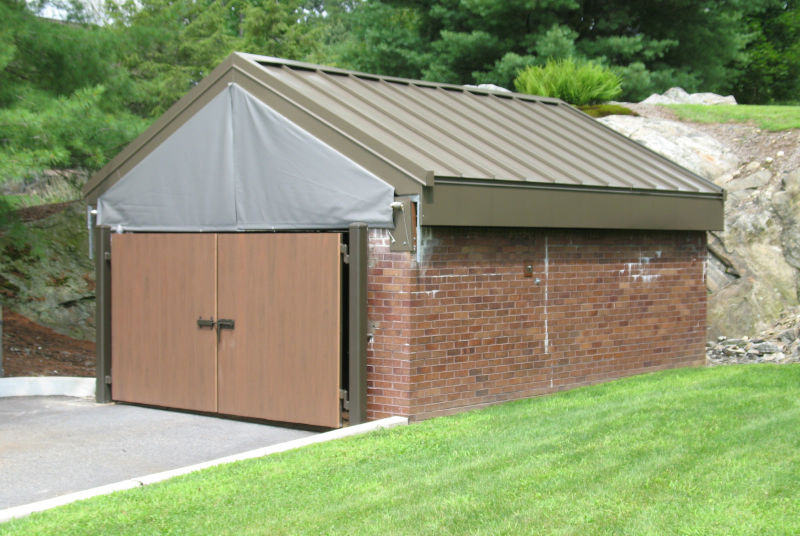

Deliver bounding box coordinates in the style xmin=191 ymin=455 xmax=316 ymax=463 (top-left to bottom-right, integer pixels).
xmin=5 ymin=365 xmax=800 ymax=535
xmin=665 ymin=104 xmax=800 ymax=131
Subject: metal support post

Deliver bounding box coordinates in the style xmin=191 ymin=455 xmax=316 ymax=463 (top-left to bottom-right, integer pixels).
xmin=347 ymin=223 xmax=368 ymax=424
xmin=95 ymin=226 xmax=112 ymax=403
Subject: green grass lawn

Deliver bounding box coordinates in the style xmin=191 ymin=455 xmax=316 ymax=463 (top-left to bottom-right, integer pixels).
xmin=5 ymin=365 xmax=800 ymax=535
xmin=664 ymin=104 xmax=800 ymax=131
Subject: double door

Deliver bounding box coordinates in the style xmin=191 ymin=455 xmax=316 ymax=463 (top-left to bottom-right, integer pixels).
xmin=110 ymin=232 xmax=342 ymax=428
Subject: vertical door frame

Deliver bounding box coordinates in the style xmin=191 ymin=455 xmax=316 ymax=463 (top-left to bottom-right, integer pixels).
xmin=347 ymin=223 xmax=368 ymax=425
xmin=94 ymin=225 xmax=112 ymax=404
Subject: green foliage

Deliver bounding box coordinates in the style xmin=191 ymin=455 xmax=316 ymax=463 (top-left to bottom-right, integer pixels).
xmin=0 ymin=86 xmax=147 ymax=183
xmin=735 ymin=1 xmax=800 ymax=104
xmin=579 ymin=103 xmax=636 ymax=118
xmin=316 ymin=1 xmax=429 ymax=79
xmin=5 ymin=366 xmax=800 ymax=535
xmin=472 ymin=52 xmax=536 ymax=89
xmin=103 ymin=0 xmax=321 ymax=118
xmin=514 ymin=57 xmax=622 ymax=105
xmin=323 ymin=0 xmax=790 ymax=103
xmin=665 ymin=104 xmax=800 ymax=131
xmin=0 ymin=0 xmax=128 ymax=104
xmin=0 ymin=0 xmax=321 ymax=189
xmin=535 ymin=23 xmax=577 ymax=60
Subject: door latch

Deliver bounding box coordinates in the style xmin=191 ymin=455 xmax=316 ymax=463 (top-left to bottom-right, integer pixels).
xmin=197 ymin=316 xmax=215 ymax=329
xmin=216 ymin=318 xmax=235 ymax=341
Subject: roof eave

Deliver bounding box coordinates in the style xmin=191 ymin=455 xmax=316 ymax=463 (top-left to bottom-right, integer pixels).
xmin=421 ymin=179 xmax=724 ymax=231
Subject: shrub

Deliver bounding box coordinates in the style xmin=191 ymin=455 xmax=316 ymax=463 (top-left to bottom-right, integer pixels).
xmin=578 ymin=103 xmax=637 ymax=118
xmin=514 ymin=57 xmax=623 ymax=106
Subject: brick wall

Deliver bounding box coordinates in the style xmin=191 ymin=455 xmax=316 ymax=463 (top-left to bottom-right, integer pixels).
xmin=367 ymin=227 xmax=707 ymax=421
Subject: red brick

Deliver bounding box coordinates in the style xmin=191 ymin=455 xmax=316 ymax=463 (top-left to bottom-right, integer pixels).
xmin=367 ymin=228 xmax=706 ymax=421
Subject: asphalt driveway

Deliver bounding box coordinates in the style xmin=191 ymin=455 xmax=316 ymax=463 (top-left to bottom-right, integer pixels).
xmin=0 ymin=396 xmax=317 ymax=510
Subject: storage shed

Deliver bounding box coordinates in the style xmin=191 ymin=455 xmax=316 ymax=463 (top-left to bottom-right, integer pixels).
xmin=86 ymin=52 xmax=724 ymax=427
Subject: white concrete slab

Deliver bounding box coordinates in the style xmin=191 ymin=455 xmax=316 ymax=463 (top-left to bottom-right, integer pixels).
xmin=0 ymin=377 xmax=95 ymax=398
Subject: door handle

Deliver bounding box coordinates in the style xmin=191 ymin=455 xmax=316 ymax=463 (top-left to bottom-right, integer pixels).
xmin=216 ymin=318 xmax=235 ymax=341
xmin=197 ymin=316 xmax=215 ymax=329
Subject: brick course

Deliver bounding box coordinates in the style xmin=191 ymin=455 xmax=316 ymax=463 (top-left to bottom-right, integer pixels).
xmin=367 ymin=227 xmax=707 ymax=421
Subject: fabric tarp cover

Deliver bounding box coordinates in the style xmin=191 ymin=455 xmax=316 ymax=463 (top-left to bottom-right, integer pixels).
xmin=97 ymin=83 xmax=394 ymax=231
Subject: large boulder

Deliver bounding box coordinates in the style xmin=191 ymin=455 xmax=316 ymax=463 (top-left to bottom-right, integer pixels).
xmin=597 ymin=115 xmax=739 ymax=180
xmin=707 ymin=168 xmax=800 ymax=339
xmin=641 ymin=87 xmax=737 ymax=105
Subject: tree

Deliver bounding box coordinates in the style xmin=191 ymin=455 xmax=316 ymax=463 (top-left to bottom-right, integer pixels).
xmin=735 ymin=1 xmax=800 ymax=103
xmin=0 ymin=0 xmax=144 ymax=184
xmin=322 ymin=0 xmax=785 ymax=101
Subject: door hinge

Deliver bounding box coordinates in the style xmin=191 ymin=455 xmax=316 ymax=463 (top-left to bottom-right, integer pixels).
xmin=104 ymin=374 xmax=112 ymax=385
xmin=104 ymin=251 xmax=111 ymax=261
xmin=340 ymin=243 xmax=349 ymax=264
xmin=339 ymin=388 xmax=350 ymax=410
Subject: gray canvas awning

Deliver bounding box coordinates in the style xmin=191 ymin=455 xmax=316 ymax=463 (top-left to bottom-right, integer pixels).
xmin=97 ymin=83 xmax=395 ymax=231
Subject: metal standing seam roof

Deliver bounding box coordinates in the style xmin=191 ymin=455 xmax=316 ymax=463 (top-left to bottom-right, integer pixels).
xmin=84 ymin=52 xmax=724 ymax=231
xmin=238 ymin=53 xmax=721 ymax=196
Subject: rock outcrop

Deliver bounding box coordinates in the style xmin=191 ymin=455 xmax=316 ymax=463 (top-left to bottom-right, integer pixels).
xmin=598 ymin=115 xmax=739 ymax=180
xmin=600 ymin=101 xmax=800 ymax=340
xmin=0 ymin=201 xmax=95 ymax=340
xmin=641 ymin=87 xmax=737 ymax=106
xmin=707 ymin=306 xmax=800 ymax=365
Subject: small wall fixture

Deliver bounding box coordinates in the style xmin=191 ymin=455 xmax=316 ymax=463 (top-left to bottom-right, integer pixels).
xmin=389 ymin=198 xmax=417 ymax=253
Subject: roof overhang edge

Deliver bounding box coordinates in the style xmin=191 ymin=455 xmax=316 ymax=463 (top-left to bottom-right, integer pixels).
xmin=421 ymin=181 xmax=724 ymax=231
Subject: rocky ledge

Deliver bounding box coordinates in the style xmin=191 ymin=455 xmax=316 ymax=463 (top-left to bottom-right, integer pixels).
xmin=707 ymin=307 xmax=800 ymax=365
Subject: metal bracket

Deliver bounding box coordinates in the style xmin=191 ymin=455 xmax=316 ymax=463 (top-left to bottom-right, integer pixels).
xmin=104 ymin=251 xmax=110 ymax=261
xmin=197 ymin=316 xmax=215 ymax=329
xmin=104 ymin=375 xmax=112 ymax=385
xmin=390 ymin=197 xmax=417 ymax=253
xmin=340 ymin=243 xmax=350 ymax=264
xmin=339 ymin=388 xmax=350 ymax=411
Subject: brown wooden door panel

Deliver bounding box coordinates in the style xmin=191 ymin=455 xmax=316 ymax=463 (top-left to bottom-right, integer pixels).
xmin=217 ymin=233 xmax=341 ymax=427
xmin=111 ymin=233 xmax=217 ymax=412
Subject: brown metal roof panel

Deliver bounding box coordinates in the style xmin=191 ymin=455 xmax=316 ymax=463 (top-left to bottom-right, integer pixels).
xmin=518 ymin=100 xmax=701 ymax=193
xmin=263 ymin=66 xmax=464 ymax=176
xmin=536 ymin=104 xmax=695 ymax=190
xmin=486 ymin=97 xmax=665 ymax=190
xmin=544 ymin=104 xmax=720 ymax=193
xmin=371 ymin=81 xmax=542 ymax=180
xmin=245 ymin=53 xmax=565 ymax=104
xmin=518 ymin=102 xmax=672 ymax=191
xmin=245 ymin=53 xmax=722 ymax=197
xmin=289 ymin=69 xmax=537 ymax=181
xmin=271 ymin=67 xmax=507 ymax=179
xmin=433 ymin=89 xmax=620 ymax=187
xmin=317 ymin=73 xmax=517 ymax=179
xmin=471 ymin=95 xmax=625 ymax=188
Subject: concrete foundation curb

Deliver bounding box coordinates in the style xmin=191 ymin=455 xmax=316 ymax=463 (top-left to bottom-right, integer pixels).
xmin=0 ymin=415 xmax=408 ymax=524
xmin=0 ymin=377 xmax=95 ymax=398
